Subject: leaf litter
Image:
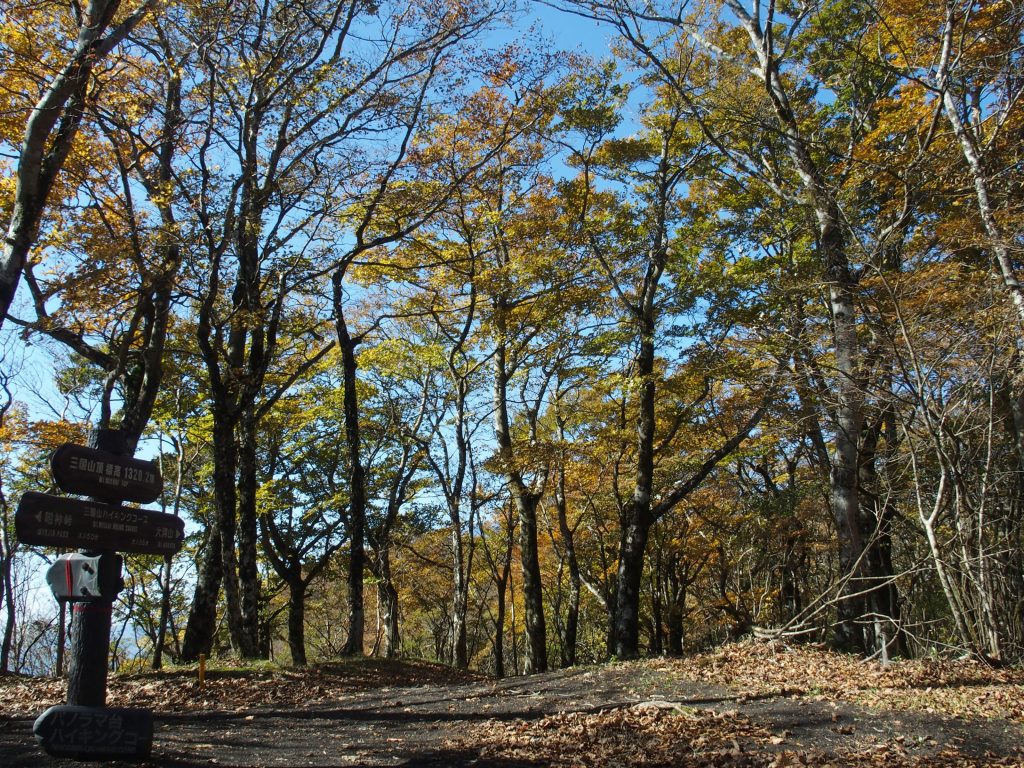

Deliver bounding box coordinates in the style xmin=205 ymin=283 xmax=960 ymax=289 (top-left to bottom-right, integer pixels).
xmin=2 ymin=642 xmax=1023 ymax=766
xmin=447 ymin=642 xmax=1024 ymax=767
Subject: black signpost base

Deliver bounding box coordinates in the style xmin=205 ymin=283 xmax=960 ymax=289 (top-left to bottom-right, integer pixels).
xmin=67 ymin=599 xmax=114 ymax=707
xmin=34 ymin=705 xmax=154 ymax=761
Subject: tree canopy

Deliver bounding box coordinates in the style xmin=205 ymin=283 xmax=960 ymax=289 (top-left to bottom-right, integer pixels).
xmin=2 ymin=0 xmax=1023 ymax=675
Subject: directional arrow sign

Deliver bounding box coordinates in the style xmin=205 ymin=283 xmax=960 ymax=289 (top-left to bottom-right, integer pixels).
xmin=50 ymin=443 xmax=163 ymax=503
xmin=15 ymin=492 xmax=184 ymax=556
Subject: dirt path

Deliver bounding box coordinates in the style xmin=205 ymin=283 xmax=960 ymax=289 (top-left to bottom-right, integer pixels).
xmin=3 ymin=661 xmax=1023 ymax=767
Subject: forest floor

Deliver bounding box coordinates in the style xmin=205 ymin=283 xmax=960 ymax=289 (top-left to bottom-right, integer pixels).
xmin=2 ymin=641 xmax=1024 ymax=767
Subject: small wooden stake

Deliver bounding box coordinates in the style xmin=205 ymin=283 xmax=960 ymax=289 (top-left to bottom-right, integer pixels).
xmin=198 ymin=653 xmax=206 ymax=688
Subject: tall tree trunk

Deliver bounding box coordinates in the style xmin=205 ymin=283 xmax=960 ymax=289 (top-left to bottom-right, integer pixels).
xmin=236 ymin=407 xmax=262 ymax=658
xmin=447 ymin=378 xmax=473 ymax=669
xmin=152 ymin=555 xmax=173 ymax=670
xmin=729 ymin=0 xmax=869 ymax=652
xmin=493 ymin=542 xmax=513 ymax=678
xmin=210 ymin=407 xmax=248 ymax=655
xmin=613 ymin=514 xmax=651 ymax=659
xmin=376 ymin=552 xmax=400 ymax=660
xmin=334 ymin=275 xmax=366 ymax=657
xmin=516 ymin=491 xmax=547 ymax=673
xmin=286 ymin=574 xmax=307 ymax=667
xmin=181 ymin=523 xmax=223 ymax=662
xmin=555 ymin=469 xmax=580 ymax=667
xmin=492 ymin=333 xmax=547 ymax=673
xmin=451 ymin=528 xmax=469 ymax=668
xmin=613 ymin=269 xmax=659 ymax=659
xmin=666 ymin=560 xmax=686 ymax=656
xmin=0 ymin=536 xmax=14 ymax=673
xmin=828 ymin=277 xmax=867 ymax=653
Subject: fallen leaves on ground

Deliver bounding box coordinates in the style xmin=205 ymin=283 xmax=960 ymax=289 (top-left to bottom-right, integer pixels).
xmin=0 ymin=657 xmax=480 ymax=717
xmin=3 ymin=643 xmax=1023 ymax=766
xmin=451 ymin=704 xmax=1022 ymax=767
xmin=452 ymin=704 xmax=774 ymax=767
xmin=658 ymin=641 xmax=1024 ymax=722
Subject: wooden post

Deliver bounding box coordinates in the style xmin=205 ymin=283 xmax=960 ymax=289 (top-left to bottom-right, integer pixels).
xmin=66 ymin=602 xmax=114 ymax=706
xmin=65 ymin=428 xmax=125 ymax=707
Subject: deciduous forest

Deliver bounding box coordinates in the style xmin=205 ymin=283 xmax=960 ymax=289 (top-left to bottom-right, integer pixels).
xmin=1 ymin=0 xmax=1022 ymax=683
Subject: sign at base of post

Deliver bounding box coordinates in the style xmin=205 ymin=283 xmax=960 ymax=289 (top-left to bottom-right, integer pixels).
xmin=34 ymin=704 xmax=153 ymax=761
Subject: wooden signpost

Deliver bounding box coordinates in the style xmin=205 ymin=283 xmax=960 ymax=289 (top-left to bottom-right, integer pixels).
xmin=15 ymin=491 xmax=184 ymax=556
xmin=14 ymin=429 xmax=183 ymax=762
xmin=50 ymin=443 xmax=163 ymax=503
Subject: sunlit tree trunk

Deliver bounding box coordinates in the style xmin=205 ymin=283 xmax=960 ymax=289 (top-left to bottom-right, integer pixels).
xmin=181 ymin=526 xmax=222 ymax=662
xmin=0 ymin=503 xmax=15 ymax=673
xmin=665 ymin=557 xmax=688 ymax=656
xmin=451 ymin=527 xmax=470 ymax=668
xmin=725 ymin=0 xmax=875 ymax=652
xmin=152 ymin=556 xmax=173 ymax=670
xmin=210 ymin=406 xmax=248 ymax=655
xmin=286 ymin=574 xmax=307 ymax=667
xmin=492 ymin=321 xmax=548 ymax=673
xmin=334 ymin=277 xmax=366 ymax=657
xmin=554 ymin=467 xmax=581 ymax=667
xmin=480 ymin=507 xmax=515 ymax=678
xmin=612 ymin=287 xmax=659 ymax=659
xmin=376 ymin=556 xmax=400 ymax=659
xmin=236 ymin=407 xmax=262 ymax=656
